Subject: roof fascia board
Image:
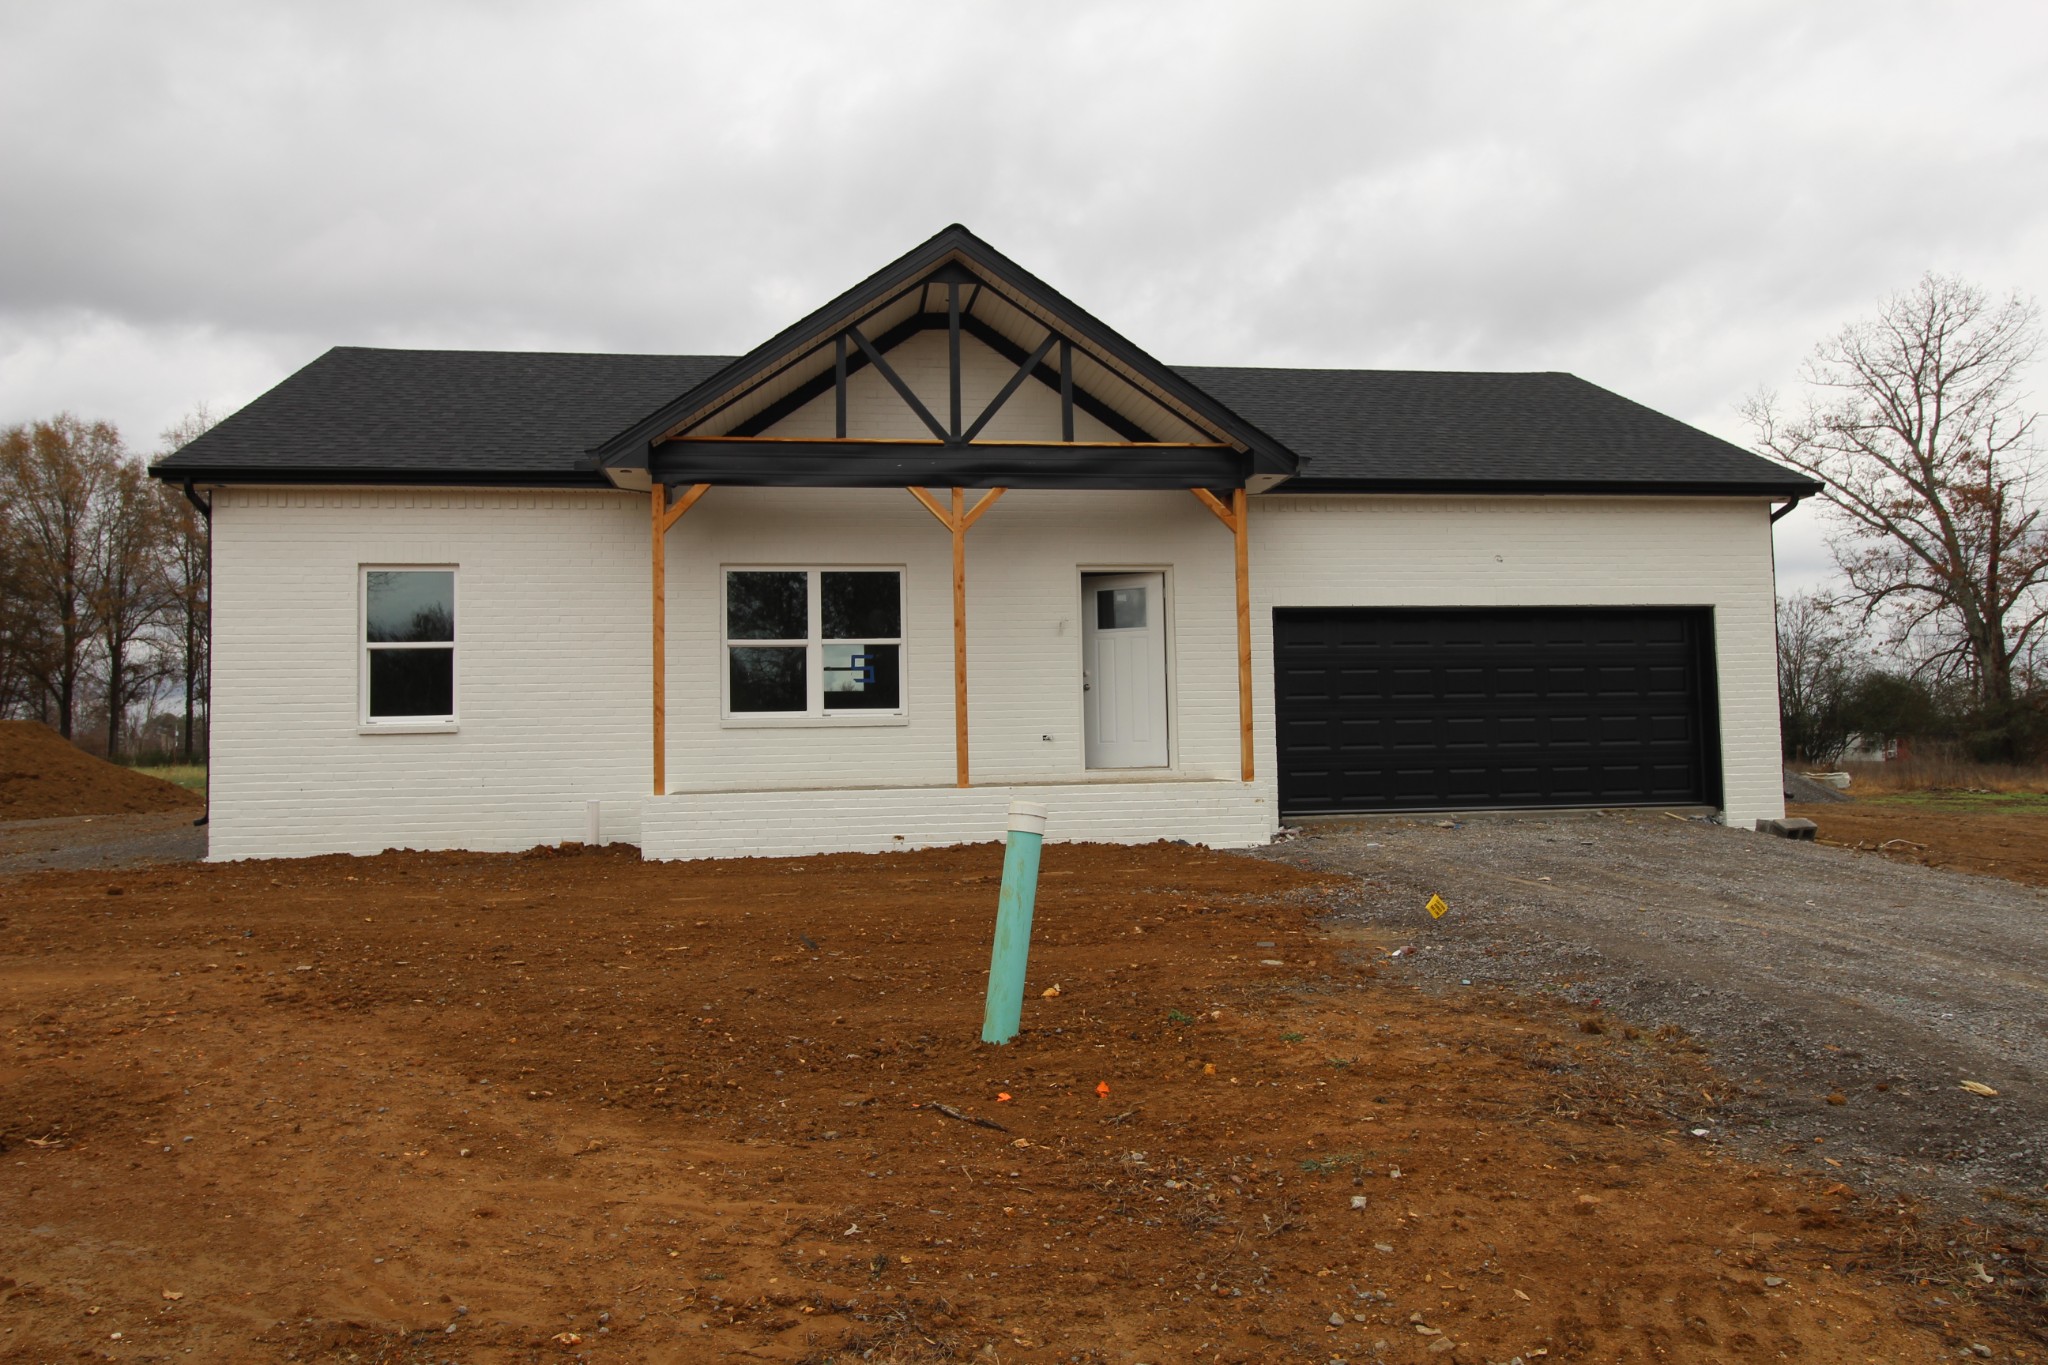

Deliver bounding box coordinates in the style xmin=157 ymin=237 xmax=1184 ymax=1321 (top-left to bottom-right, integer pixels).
xmin=144 ymin=465 xmax=616 ymax=490
xmin=1269 ymin=477 xmax=1825 ymax=498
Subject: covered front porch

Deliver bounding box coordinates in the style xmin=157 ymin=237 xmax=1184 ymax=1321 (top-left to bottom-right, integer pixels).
xmin=589 ymin=229 xmax=1296 ymax=853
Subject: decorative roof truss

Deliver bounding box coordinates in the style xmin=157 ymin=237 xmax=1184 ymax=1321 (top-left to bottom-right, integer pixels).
xmin=630 ymin=251 xmax=1268 ymax=490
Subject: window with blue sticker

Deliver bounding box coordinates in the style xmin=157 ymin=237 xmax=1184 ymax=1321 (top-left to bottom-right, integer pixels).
xmin=724 ymin=568 xmax=903 ymax=716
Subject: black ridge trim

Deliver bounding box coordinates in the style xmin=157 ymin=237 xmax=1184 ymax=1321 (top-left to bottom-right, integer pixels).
xmin=650 ymin=442 xmax=1246 ymax=490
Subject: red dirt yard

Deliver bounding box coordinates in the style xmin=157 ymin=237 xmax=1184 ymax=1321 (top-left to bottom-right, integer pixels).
xmin=0 ymin=840 xmax=2032 ymax=1363
xmin=1791 ymin=800 xmax=2048 ymax=888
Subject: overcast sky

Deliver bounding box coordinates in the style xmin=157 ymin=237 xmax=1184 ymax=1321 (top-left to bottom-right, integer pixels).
xmin=3 ymin=1 xmax=2044 ymax=591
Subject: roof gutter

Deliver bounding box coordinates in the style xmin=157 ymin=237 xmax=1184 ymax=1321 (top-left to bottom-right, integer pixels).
xmin=180 ymin=480 xmax=212 ymax=521
xmin=1770 ymin=490 xmax=1810 ymax=523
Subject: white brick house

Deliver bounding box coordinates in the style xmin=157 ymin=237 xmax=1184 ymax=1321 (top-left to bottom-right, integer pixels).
xmin=154 ymin=226 xmax=1814 ymax=861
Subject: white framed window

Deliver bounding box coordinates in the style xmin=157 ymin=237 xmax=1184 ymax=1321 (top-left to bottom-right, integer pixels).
xmin=723 ymin=567 xmax=903 ymax=718
xmin=360 ymin=566 xmax=457 ymax=728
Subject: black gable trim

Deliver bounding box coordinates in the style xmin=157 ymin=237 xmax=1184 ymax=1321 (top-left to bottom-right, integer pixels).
xmin=589 ymin=225 xmax=1299 ymax=475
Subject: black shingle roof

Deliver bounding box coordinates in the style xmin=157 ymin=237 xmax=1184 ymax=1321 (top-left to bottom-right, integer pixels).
xmin=1173 ymin=366 xmax=1812 ymax=495
xmin=153 ymin=347 xmax=732 ymax=486
xmin=152 ymin=345 xmax=1816 ymax=497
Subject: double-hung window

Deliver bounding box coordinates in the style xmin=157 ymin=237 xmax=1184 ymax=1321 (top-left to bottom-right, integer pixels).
xmin=361 ymin=567 xmax=457 ymax=726
xmin=724 ymin=568 xmax=903 ymax=717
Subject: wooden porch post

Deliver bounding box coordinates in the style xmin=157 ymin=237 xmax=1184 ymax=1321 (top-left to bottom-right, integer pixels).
xmin=1192 ymin=487 xmax=1255 ymax=782
xmin=1233 ymin=487 xmax=1253 ymax=782
xmin=651 ymin=482 xmax=712 ymax=796
xmin=652 ymin=486 xmax=666 ymax=796
xmin=949 ymin=488 xmax=969 ymax=787
xmin=909 ymin=485 xmax=1006 ymax=788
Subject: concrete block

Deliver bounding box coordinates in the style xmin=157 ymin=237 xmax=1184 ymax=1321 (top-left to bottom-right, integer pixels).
xmin=1756 ymin=817 xmax=1818 ymax=840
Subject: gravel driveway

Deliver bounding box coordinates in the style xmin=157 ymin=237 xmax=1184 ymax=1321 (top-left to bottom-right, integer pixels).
xmin=0 ymin=811 xmax=206 ymax=874
xmin=1258 ymin=811 xmax=2048 ymax=1231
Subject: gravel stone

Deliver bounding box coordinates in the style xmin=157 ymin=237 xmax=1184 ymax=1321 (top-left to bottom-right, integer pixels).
xmin=1257 ymin=810 xmax=2048 ymax=1231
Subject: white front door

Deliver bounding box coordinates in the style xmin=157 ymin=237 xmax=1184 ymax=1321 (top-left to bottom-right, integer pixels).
xmin=1082 ymin=572 xmax=1169 ymax=769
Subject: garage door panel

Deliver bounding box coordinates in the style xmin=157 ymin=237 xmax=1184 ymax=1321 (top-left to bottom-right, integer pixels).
xmin=1275 ymin=608 xmax=1718 ymax=814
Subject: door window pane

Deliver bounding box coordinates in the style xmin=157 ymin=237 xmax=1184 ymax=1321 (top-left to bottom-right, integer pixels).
xmin=822 ymin=643 xmax=900 ymax=710
xmin=366 ymin=570 xmax=454 ymax=642
xmin=1096 ymin=586 xmax=1147 ymax=630
xmin=822 ymin=571 xmax=901 ymax=640
xmin=729 ymin=646 xmax=806 ymax=712
xmin=368 ymin=648 xmax=454 ymax=717
xmin=727 ymin=571 xmax=808 ymax=639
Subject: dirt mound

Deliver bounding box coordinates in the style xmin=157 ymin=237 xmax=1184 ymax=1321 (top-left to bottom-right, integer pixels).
xmin=0 ymin=721 xmax=202 ymax=820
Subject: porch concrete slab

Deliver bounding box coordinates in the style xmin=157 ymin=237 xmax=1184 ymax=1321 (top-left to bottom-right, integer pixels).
xmin=643 ymin=779 xmax=1271 ymax=861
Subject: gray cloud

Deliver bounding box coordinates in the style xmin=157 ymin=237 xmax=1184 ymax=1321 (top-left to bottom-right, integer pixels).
xmin=1 ymin=0 xmax=2042 ymax=582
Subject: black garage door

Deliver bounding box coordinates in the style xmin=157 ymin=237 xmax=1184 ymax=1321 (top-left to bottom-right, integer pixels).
xmin=1274 ymin=608 xmax=1719 ymax=815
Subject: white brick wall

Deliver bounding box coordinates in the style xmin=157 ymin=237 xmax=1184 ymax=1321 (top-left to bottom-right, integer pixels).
xmin=205 ymin=483 xmax=1784 ymax=861
xmin=207 ymin=488 xmax=654 ymax=859
xmin=1249 ymin=495 xmax=1786 ymax=828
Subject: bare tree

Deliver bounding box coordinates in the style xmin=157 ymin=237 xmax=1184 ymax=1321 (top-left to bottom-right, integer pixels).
xmin=1747 ymin=275 xmax=2043 ymax=721
xmin=0 ymin=415 xmax=123 ymax=738
xmin=94 ymin=460 xmax=172 ymax=762
xmin=0 ymin=519 xmax=38 ymax=718
xmin=154 ymin=406 xmax=214 ymax=762
xmin=1777 ymin=591 xmax=1861 ymax=763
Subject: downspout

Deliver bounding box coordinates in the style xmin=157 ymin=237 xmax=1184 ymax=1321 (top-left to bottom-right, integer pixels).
xmin=184 ymin=482 xmax=212 ymax=829
xmin=1765 ymin=491 xmax=1801 ymax=822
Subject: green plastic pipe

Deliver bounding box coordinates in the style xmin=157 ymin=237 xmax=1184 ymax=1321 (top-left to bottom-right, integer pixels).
xmin=981 ymin=800 xmax=1049 ymax=1044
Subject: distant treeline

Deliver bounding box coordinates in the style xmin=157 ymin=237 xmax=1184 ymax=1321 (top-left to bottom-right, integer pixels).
xmin=1778 ymin=590 xmax=2048 ymax=766
xmin=1 ymin=411 xmax=211 ymax=764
